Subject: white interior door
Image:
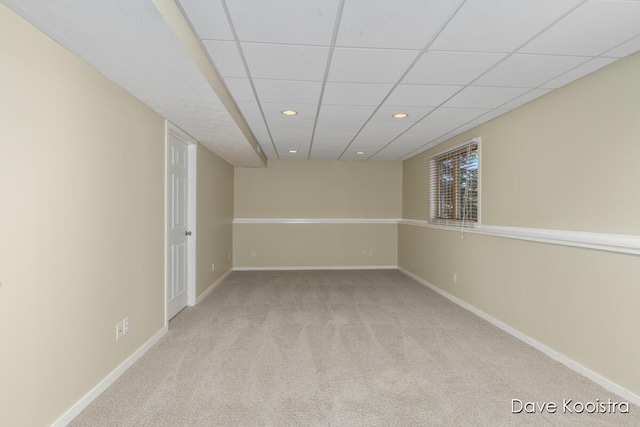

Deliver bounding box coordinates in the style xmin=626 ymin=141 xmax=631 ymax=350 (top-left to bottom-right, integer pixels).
xmin=167 ymin=135 xmax=190 ymax=320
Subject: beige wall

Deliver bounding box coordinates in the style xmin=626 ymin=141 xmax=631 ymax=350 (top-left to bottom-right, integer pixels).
xmin=196 ymin=144 xmax=234 ymax=295
xmin=400 ymin=52 xmax=640 ymax=396
xmin=404 ymin=53 xmax=640 ymax=234
xmin=0 ymin=6 xmax=166 ymax=426
xmin=235 ymin=160 xmax=402 ymax=218
xmin=234 ymin=223 xmax=398 ymax=268
xmin=234 ymin=160 xmax=402 ymax=268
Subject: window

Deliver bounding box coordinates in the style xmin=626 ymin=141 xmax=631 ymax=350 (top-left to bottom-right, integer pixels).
xmin=430 ymin=138 xmax=480 ymax=226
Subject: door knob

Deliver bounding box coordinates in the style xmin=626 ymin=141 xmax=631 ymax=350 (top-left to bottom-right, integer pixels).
xmin=185 ymin=231 xmax=192 ymax=236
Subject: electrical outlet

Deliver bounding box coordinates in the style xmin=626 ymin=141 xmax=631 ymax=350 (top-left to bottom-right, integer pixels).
xmin=453 ymin=273 xmax=457 ymax=283
xmin=250 ymin=250 xmax=256 ymax=258
xmin=122 ymin=317 xmax=129 ymax=335
xmin=368 ymin=249 xmax=374 ymax=257
xmin=115 ymin=321 xmax=123 ymax=340
xmin=211 ymin=263 xmax=215 ymax=271
xmin=361 ymin=250 xmax=367 ymax=256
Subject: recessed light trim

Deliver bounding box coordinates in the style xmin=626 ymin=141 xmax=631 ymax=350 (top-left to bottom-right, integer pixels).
xmin=281 ymin=110 xmax=298 ymax=116
xmin=355 ymin=151 xmax=365 ymax=155
xmin=288 ymin=149 xmax=298 ymax=154
xmin=392 ymin=113 xmax=409 ymax=119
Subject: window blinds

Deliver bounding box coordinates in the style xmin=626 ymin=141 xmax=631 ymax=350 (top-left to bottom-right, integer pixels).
xmin=429 ymin=138 xmax=479 ymax=227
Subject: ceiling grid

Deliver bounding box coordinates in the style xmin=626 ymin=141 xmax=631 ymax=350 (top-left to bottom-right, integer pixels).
xmin=178 ymin=0 xmax=640 ymax=162
xmin=6 ymin=0 xmax=640 ymax=165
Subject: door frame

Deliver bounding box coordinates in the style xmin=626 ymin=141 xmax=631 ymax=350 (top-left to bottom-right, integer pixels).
xmin=165 ymin=121 xmax=197 ymax=325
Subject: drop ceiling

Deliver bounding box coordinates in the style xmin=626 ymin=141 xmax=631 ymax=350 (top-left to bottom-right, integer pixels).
xmin=180 ymin=0 xmax=640 ymax=161
xmin=4 ymin=0 xmax=640 ymax=166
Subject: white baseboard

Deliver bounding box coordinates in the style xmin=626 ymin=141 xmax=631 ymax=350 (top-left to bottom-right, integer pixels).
xmin=233 ymin=265 xmax=398 ymax=271
xmin=51 ymin=326 xmax=168 ymax=427
xmin=398 ymin=267 xmax=640 ymax=408
xmin=195 ymin=269 xmax=232 ymax=305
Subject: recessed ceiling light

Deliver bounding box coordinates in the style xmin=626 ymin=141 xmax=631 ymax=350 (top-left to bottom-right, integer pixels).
xmin=392 ymin=113 xmax=409 ymax=119
xmin=355 ymin=151 xmax=365 ymax=155
xmin=288 ymin=149 xmax=298 ymax=154
xmin=281 ymin=110 xmax=298 ymax=116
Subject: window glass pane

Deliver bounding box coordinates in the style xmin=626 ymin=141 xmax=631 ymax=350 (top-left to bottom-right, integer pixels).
xmin=456 ymin=149 xmax=478 ymax=221
xmin=430 ymin=139 xmax=479 ymax=226
xmin=439 ymin=158 xmax=453 ymax=219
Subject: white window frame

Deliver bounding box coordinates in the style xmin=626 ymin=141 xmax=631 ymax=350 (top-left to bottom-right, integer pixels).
xmin=429 ymin=137 xmax=481 ymax=227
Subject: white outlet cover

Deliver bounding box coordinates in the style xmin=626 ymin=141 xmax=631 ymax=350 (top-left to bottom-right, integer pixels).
xmin=115 ymin=321 xmax=123 ymax=340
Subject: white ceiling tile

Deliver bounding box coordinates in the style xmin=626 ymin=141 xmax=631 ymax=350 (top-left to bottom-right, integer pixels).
xmin=266 ymin=119 xmax=315 ymax=133
xmin=275 ymin=143 xmax=312 ymax=152
xmin=469 ymin=109 xmax=509 ymax=124
xmin=328 ymin=48 xmax=420 ymax=83
xmin=350 ymin=138 xmax=391 ymax=149
xmin=223 ymin=77 xmax=256 ymax=102
xmin=475 ymin=54 xmax=589 ymax=87
xmin=604 ymin=34 xmax=640 ymax=58
xmin=315 ymin=121 xmax=364 ymax=133
xmin=318 ymin=105 xmax=377 ymax=121
xmin=202 ymin=41 xmax=246 ymax=78
xmin=340 ymin=153 xmax=369 ymax=161
xmin=369 ymin=153 xmax=406 ymax=161
xmin=226 ymin=0 xmax=340 ymax=45
xmin=312 ymin=140 xmax=351 ymax=149
xmin=427 ymin=134 xmax=456 ymax=147
xmin=403 ymin=52 xmax=506 ymax=85
xmin=313 ymin=132 xmax=357 ymax=144
xmin=421 ymin=107 xmax=490 ymax=123
xmin=337 ymin=0 xmax=463 ymax=49
xmin=241 ymin=43 xmax=329 ymax=81
xmin=448 ymin=123 xmax=477 ymax=135
xmin=323 ymin=82 xmax=393 ymax=105
xmin=443 ymin=86 xmax=529 ymax=108
xmin=406 ymin=120 xmax=464 ymax=136
xmin=360 ymin=121 xmax=414 ymax=135
xmin=521 ymin=0 xmax=640 ymax=56
xmin=430 ymin=0 xmax=582 ymax=52
xmin=244 ymin=115 xmax=268 ymax=131
xmin=370 ymin=106 xmax=434 ymax=122
xmin=310 ymin=146 xmax=345 ymax=152
xmin=245 ymin=118 xmax=270 ymax=137
xmin=373 ymin=147 xmax=415 ymax=156
xmin=236 ymin=101 xmax=262 ymax=118
xmin=251 ymin=127 xmax=271 ymax=139
xmin=280 ymin=149 xmax=310 ymax=158
xmin=498 ymin=89 xmax=553 ymax=110
xmin=246 ymin=117 xmax=271 ymax=137
xmin=540 ymin=58 xmax=618 ymax=89
xmin=399 ymin=145 xmax=434 ymax=160
xmin=178 ymin=0 xmax=233 ymax=40
xmin=309 ymin=151 xmax=342 ymax=160
xmin=253 ymin=79 xmax=322 ymax=104
xmin=258 ymin=142 xmax=276 ymax=153
xmin=260 ymin=103 xmax=318 ymax=120
xmin=271 ymin=130 xmax=312 ymax=143
xmin=393 ymin=133 xmax=433 ymax=145
xmin=385 ymin=84 xmax=463 ymax=107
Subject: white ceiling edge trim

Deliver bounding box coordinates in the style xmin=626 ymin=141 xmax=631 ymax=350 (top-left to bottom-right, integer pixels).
xmin=3 ymin=0 xmax=264 ymax=167
xmin=233 ymin=218 xmax=401 ymax=225
xmin=233 ymin=266 xmax=399 ymax=271
xmin=399 ymin=220 xmax=640 ymax=256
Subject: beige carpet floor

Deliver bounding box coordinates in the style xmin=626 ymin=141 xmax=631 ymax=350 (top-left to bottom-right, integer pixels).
xmin=71 ymin=270 xmax=638 ymax=426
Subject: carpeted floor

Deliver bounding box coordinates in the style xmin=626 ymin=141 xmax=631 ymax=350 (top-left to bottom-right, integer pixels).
xmin=71 ymin=270 xmax=639 ymax=426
